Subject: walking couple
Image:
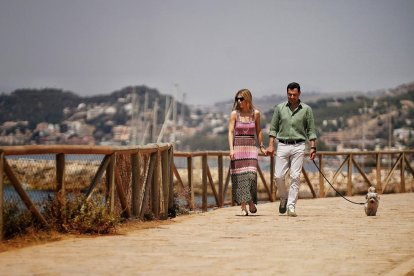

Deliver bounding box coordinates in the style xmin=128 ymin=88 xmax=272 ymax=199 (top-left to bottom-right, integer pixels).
xmin=228 ymin=82 xmax=317 ymax=217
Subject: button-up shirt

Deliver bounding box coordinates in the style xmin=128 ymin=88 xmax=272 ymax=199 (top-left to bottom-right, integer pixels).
xmin=268 ymin=100 xmax=317 ymax=141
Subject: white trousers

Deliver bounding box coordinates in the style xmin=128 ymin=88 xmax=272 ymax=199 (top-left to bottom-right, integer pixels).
xmin=274 ymin=142 xmax=306 ymax=207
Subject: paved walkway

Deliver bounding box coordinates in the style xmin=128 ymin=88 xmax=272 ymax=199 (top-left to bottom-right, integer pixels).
xmin=1 ymin=193 xmax=414 ymax=275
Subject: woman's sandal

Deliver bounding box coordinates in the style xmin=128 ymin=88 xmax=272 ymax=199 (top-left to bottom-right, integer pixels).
xmin=240 ymin=209 xmax=248 ymax=216
xmin=249 ymin=204 xmax=257 ymax=214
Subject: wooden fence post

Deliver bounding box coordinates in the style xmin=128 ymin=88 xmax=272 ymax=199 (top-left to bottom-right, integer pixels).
xmin=141 ymin=152 xmax=157 ymax=219
xmin=161 ymin=148 xmax=169 ymax=219
xmin=218 ymin=154 xmax=224 ymax=207
xmin=401 ymin=152 xmax=405 ymax=193
xmin=168 ymin=147 xmax=174 ymax=213
xmin=347 ymin=154 xmax=353 ymax=196
xmin=202 ymin=154 xmax=208 ymax=211
xmin=0 ymin=151 xmax=4 ymax=241
xmin=56 ymin=153 xmax=65 ymax=192
xmin=131 ymin=153 xmax=140 ymax=217
xmin=319 ymin=154 xmax=325 ymax=197
xmin=152 ymin=149 xmax=161 ymax=218
xmin=56 ymin=153 xmax=65 ymax=223
xmin=108 ymin=154 xmax=116 ymax=214
xmin=376 ymin=153 xmax=382 ymax=194
xmin=187 ymin=155 xmax=195 ymax=210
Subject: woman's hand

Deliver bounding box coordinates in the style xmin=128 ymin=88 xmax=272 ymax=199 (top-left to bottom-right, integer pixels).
xmin=259 ymin=145 xmax=267 ymax=155
xmin=230 ymin=149 xmax=235 ymax=160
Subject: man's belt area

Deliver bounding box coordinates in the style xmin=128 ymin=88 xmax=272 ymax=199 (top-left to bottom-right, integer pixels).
xmin=278 ymin=139 xmax=305 ymax=145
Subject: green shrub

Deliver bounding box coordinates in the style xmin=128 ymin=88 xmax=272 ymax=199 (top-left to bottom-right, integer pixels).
xmin=42 ymin=193 xmax=118 ymax=234
xmin=3 ymin=202 xmax=37 ymax=239
xmin=171 ymin=188 xmax=190 ymax=216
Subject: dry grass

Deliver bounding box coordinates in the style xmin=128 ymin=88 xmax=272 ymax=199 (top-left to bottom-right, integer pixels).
xmin=0 ymin=217 xmax=187 ymax=253
xmin=0 ymin=228 xmax=70 ymax=253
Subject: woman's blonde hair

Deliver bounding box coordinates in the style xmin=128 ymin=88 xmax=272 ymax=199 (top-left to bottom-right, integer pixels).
xmin=232 ymin=88 xmax=256 ymax=111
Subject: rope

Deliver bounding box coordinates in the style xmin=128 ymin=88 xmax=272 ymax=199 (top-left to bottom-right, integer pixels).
xmin=312 ymin=159 xmax=365 ymax=205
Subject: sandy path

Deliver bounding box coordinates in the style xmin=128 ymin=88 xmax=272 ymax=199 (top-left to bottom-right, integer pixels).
xmin=1 ymin=193 xmax=413 ymax=275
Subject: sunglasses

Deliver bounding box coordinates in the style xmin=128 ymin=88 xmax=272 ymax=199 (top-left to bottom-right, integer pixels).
xmin=235 ymin=97 xmax=245 ymax=102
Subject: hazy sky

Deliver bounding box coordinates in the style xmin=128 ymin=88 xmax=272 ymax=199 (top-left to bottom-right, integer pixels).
xmin=0 ymin=0 xmax=413 ymax=105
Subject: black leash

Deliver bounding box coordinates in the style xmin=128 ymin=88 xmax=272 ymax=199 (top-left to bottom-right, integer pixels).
xmin=312 ymin=159 xmax=365 ymax=205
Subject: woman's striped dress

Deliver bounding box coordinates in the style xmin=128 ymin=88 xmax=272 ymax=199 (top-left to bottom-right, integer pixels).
xmin=230 ymin=111 xmax=258 ymax=205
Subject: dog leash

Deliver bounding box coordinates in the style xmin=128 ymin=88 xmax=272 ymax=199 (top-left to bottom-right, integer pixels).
xmin=312 ymin=159 xmax=365 ymax=205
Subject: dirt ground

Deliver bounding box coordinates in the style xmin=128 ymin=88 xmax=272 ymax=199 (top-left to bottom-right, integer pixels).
xmin=0 ymin=193 xmax=413 ymax=275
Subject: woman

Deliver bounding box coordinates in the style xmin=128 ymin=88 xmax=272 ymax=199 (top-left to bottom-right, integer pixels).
xmin=228 ymin=89 xmax=265 ymax=216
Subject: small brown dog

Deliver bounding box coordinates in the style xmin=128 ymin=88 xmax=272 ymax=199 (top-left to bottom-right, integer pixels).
xmin=365 ymin=186 xmax=380 ymax=216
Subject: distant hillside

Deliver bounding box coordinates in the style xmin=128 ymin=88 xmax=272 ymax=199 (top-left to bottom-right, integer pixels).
xmin=316 ymin=82 xmax=414 ymax=149
xmin=0 ymin=86 xmax=189 ymax=129
xmin=0 ymin=89 xmax=81 ymax=128
xmin=185 ymin=82 xmax=413 ymax=151
xmin=1 ymin=82 xmax=412 ymax=149
xmin=210 ymin=89 xmax=385 ymax=114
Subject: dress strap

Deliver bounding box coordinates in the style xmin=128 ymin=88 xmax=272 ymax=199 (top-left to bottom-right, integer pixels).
xmin=237 ymin=109 xmax=255 ymax=122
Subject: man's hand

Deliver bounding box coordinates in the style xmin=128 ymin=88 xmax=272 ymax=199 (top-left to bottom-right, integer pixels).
xmin=310 ymin=148 xmax=316 ymax=160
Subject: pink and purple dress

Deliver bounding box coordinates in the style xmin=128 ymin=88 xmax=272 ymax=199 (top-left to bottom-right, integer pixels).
xmin=230 ymin=110 xmax=258 ymax=204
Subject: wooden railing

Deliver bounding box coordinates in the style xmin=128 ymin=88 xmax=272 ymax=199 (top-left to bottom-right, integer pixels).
xmin=315 ymin=150 xmax=414 ymax=196
xmin=1 ymin=146 xmax=413 ymax=240
xmin=173 ymin=150 xmax=414 ymax=211
xmin=173 ymin=151 xmax=275 ymax=211
xmin=0 ymin=144 xmax=174 ymax=240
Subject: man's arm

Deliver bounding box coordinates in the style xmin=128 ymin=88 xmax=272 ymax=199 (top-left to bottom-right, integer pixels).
xmin=267 ymin=136 xmax=276 ymax=155
xmin=267 ymin=106 xmax=279 ymax=155
xmin=307 ymin=107 xmax=317 ymax=160
xmin=228 ymin=111 xmax=236 ymax=159
xmin=309 ymin=139 xmax=316 ymax=160
xmin=268 ymin=106 xmax=280 ymax=138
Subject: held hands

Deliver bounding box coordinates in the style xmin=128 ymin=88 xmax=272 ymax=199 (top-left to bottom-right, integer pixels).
xmin=265 ymin=145 xmax=275 ymax=156
xmin=233 ymin=144 xmax=278 ymax=157
xmin=260 ymin=144 xmax=275 ymax=156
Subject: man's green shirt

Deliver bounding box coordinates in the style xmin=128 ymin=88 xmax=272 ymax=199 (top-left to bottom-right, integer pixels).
xmin=269 ymin=100 xmax=317 ymax=141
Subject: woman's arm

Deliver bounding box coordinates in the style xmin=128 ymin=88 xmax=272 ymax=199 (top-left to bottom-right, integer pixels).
xmin=228 ymin=111 xmax=236 ymax=159
xmin=255 ymin=110 xmax=265 ymax=153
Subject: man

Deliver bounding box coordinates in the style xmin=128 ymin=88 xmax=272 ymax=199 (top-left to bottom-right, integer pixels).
xmin=266 ymin=82 xmax=317 ymax=217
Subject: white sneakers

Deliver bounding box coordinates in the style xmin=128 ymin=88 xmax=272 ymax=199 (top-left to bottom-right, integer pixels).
xmin=287 ymin=205 xmax=297 ymax=217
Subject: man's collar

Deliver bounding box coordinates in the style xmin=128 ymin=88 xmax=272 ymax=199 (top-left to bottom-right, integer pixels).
xmin=286 ymin=99 xmax=302 ymax=107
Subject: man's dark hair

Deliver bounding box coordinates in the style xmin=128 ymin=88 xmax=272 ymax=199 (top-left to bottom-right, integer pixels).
xmin=287 ymin=82 xmax=301 ymax=92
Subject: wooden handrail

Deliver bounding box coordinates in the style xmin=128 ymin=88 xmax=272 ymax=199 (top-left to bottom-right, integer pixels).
xmin=0 ymin=143 xmax=172 ymax=156
xmin=1 ymin=146 xmax=413 ymax=240
xmin=0 ymin=144 xmax=174 ymax=241
xmin=172 ymin=150 xmax=414 ymax=211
